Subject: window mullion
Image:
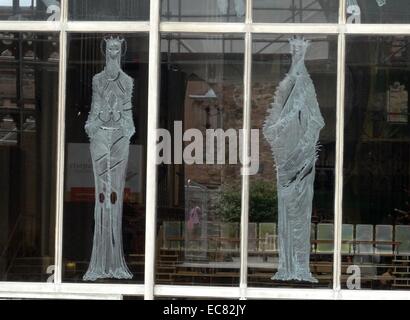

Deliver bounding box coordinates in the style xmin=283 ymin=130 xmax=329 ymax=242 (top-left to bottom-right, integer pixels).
xmin=333 ymin=31 xmax=346 ymax=293
xmin=53 ymin=0 xmax=68 ymax=286
xmin=239 ymin=0 xmax=253 ymax=300
xmin=339 ymin=0 xmax=347 ymax=24
xmin=145 ymin=0 xmax=160 ymax=300
xmin=239 ymin=33 xmax=252 ymax=301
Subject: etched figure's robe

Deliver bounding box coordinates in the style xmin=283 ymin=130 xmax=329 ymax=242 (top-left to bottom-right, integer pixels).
xmin=263 ymin=38 xmax=324 ymax=283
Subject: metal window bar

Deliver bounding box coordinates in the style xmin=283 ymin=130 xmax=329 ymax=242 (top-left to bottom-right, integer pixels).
xmin=144 ymin=0 xmax=160 ymax=300
xmin=53 ymin=0 xmax=68 ymax=286
xmin=239 ymin=0 xmax=253 ymax=300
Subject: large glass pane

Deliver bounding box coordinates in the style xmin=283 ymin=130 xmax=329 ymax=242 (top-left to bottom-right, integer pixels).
xmin=0 ymin=32 xmax=59 ymax=282
xmin=63 ymin=33 xmax=148 ymax=283
xmin=253 ymin=0 xmax=339 ymax=23
xmin=161 ymin=0 xmax=245 ymax=22
xmin=248 ymin=34 xmax=337 ymax=288
xmin=0 ymin=0 xmax=60 ymax=21
xmin=346 ymin=0 xmax=410 ymax=24
xmin=343 ymin=36 xmax=410 ymax=290
xmin=69 ymin=0 xmax=149 ymax=21
xmin=156 ymin=33 xmax=244 ymax=286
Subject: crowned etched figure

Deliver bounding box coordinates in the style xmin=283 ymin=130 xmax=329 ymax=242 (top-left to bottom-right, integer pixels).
xmin=263 ymin=36 xmax=325 ymax=283
xmin=83 ymin=36 xmax=135 ymax=281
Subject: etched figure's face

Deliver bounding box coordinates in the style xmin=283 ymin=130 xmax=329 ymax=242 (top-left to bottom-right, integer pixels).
xmin=106 ymin=40 xmax=122 ymax=60
xmin=290 ymin=37 xmax=309 ymax=64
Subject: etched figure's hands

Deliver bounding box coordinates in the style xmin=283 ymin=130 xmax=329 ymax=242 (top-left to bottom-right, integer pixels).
xmin=85 ymin=118 xmax=102 ymax=139
xmin=122 ymin=118 xmax=135 ymax=139
xmin=85 ymin=122 xmax=96 ymax=139
xmin=86 ymin=76 xmax=103 ymax=139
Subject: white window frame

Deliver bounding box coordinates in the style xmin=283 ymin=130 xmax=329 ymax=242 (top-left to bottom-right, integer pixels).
xmin=0 ymin=0 xmax=409 ymax=300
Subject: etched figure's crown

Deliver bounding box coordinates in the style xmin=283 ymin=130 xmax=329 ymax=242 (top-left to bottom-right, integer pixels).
xmin=101 ymin=35 xmax=127 ymax=57
xmin=104 ymin=35 xmax=125 ymax=46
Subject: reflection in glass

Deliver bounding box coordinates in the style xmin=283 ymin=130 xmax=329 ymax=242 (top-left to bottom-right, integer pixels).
xmin=157 ymin=33 xmax=244 ymax=286
xmin=0 ymin=32 xmax=59 ymax=282
xmin=249 ymin=34 xmax=337 ymax=288
xmin=344 ymin=36 xmax=410 ymax=290
xmin=161 ymin=0 xmax=245 ymax=22
xmin=63 ymin=33 xmax=148 ymax=283
xmin=0 ymin=0 xmax=60 ymax=21
xmin=347 ymin=0 xmax=410 ymax=24
xmin=69 ymin=0 xmax=149 ymax=21
xmin=253 ymin=0 xmax=339 ymax=23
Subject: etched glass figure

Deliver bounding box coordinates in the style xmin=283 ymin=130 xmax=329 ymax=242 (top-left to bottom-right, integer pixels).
xmin=217 ymin=0 xmax=245 ymax=17
xmin=347 ymin=0 xmax=361 ymax=24
xmin=263 ymin=37 xmax=325 ymax=283
xmin=217 ymin=0 xmax=228 ymax=15
xmin=347 ymin=0 xmax=387 ymax=24
xmin=83 ymin=36 xmax=135 ymax=281
xmin=376 ymin=0 xmax=386 ymax=7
